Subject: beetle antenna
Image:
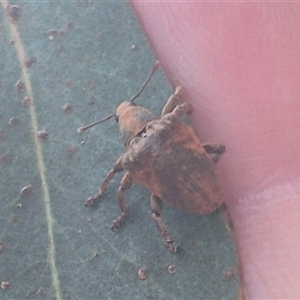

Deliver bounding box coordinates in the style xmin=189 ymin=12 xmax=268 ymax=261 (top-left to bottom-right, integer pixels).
xmin=130 ymin=60 xmax=160 ymax=103
xmin=77 ymin=114 xmax=115 ymax=133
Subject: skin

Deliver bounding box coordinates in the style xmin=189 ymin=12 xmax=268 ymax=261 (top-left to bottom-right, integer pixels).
xmin=130 ymin=2 xmax=300 ymax=299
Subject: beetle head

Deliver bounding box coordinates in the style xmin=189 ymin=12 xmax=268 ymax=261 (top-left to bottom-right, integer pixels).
xmin=78 ymin=61 xmax=160 ymax=146
xmin=116 ymin=101 xmax=155 ymax=146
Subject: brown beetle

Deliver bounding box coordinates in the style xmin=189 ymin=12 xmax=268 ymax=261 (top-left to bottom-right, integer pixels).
xmin=78 ymin=61 xmax=225 ymax=253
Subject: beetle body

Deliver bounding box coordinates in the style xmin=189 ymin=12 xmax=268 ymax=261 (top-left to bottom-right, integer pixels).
xmin=123 ymin=112 xmax=223 ymax=214
xmin=82 ymin=63 xmax=225 ymax=252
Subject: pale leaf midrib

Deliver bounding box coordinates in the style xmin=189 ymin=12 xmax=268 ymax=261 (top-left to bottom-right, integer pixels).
xmin=1 ymin=2 xmax=62 ymax=299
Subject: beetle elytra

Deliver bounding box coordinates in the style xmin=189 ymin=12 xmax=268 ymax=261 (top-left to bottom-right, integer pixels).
xmin=78 ymin=61 xmax=225 ymax=253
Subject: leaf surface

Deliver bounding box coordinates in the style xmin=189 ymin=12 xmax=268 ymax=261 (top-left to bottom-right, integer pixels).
xmin=0 ymin=1 xmax=239 ymax=299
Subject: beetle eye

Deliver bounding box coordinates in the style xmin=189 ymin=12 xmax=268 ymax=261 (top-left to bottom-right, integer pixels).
xmin=115 ymin=115 xmax=119 ymax=123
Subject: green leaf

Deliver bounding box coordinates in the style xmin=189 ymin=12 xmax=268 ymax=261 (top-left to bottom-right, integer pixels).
xmin=0 ymin=1 xmax=239 ymax=299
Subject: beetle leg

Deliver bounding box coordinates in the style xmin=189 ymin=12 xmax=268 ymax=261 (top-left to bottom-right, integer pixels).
xmin=111 ymin=172 xmax=133 ymax=230
xmin=220 ymin=203 xmax=234 ymax=232
xmin=171 ymin=102 xmax=193 ymax=119
xmin=161 ymin=86 xmax=183 ymax=116
xmin=203 ymin=143 xmax=225 ymax=164
xmin=161 ymin=85 xmax=194 ymax=119
xmin=85 ymin=154 xmax=126 ymax=207
xmin=150 ymin=194 xmax=177 ymax=253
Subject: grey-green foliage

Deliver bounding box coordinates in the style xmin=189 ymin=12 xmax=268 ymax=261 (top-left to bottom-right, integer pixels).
xmin=0 ymin=1 xmax=238 ymax=299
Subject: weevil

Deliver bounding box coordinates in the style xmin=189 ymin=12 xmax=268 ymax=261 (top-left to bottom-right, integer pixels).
xmin=78 ymin=61 xmax=225 ymax=253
